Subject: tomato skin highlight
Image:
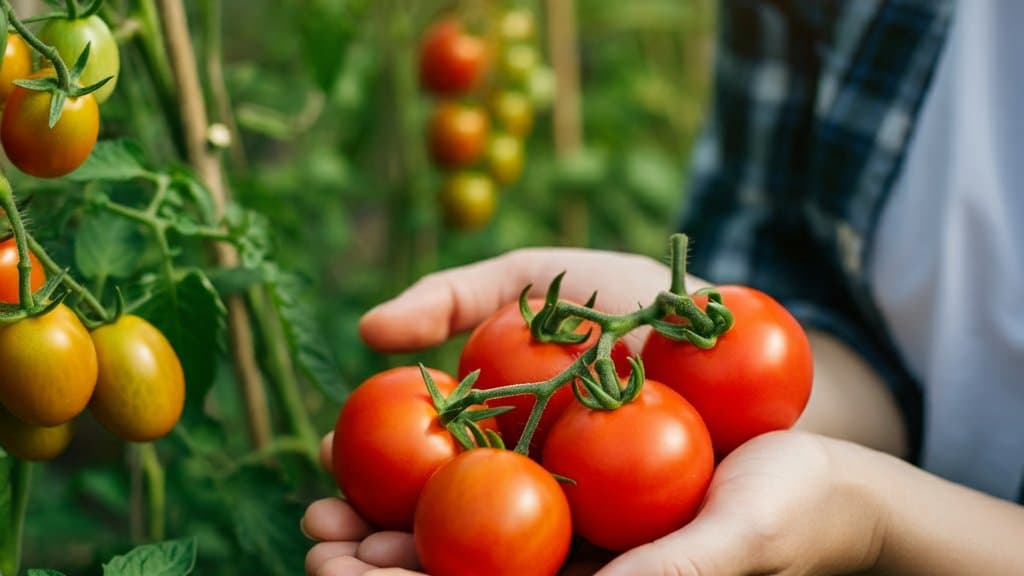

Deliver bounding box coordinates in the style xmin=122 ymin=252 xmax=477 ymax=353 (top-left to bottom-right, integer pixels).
xmin=38 ymin=15 xmax=121 ymax=103
xmin=642 ymin=285 xmax=814 ymax=457
xmin=418 ymin=18 xmax=487 ymax=95
xmin=332 ymin=366 xmax=493 ymax=531
xmin=1 ymin=72 xmax=100 ymax=178
xmin=543 ymin=379 xmax=714 ymax=551
xmin=458 ymin=299 xmax=630 ymax=457
xmin=0 ymin=34 xmax=33 ymax=104
xmin=0 ymin=237 xmax=45 ymax=304
xmin=0 ymin=304 xmax=98 ymax=426
xmin=414 ymin=448 xmax=572 ymax=576
xmin=89 ymin=315 xmax=185 ymax=442
xmin=427 ymin=102 xmax=489 ymax=168
xmin=0 ymin=403 xmax=73 ymax=461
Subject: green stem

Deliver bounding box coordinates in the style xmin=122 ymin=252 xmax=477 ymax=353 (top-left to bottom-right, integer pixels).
xmin=139 ymin=443 xmax=166 ymax=541
xmin=102 ymin=198 xmax=232 ymax=243
xmin=0 ymin=460 xmax=32 ymax=576
xmin=0 ymin=177 xmax=35 ymax=309
xmin=669 ymin=233 xmax=689 ymax=296
xmin=27 ymin=235 xmax=109 ymax=320
xmin=65 ymin=0 xmax=79 ymax=19
xmin=2 ymin=0 xmax=72 ymax=91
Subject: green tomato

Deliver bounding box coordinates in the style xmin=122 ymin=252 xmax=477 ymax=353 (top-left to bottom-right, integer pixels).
xmin=38 ymin=15 xmax=120 ymax=103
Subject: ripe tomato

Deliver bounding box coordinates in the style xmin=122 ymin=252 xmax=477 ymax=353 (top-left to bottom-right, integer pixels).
xmin=642 ymin=285 xmax=813 ymax=457
xmin=89 ymin=315 xmax=185 ymax=442
xmin=415 ymin=448 xmax=572 ymax=576
xmin=459 ymin=299 xmax=630 ymax=457
xmin=543 ymin=379 xmax=714 ymax=551
xmin=427 ymin=102 xmax=489 ymax=168
xmin=419 ymin=18 xmax=487 ymax=95
xmin=439 ymin=171 xmax=497 ymax=230
xmin=38 ymin=15 xmax=120 ymax=103
xmin=0 ymin=404 xmax=72 ymax=461
xmin=490 ymin=90 xmax=534 ymax=138
xmin=0 ymin=34 xmax=32 ymax=103
xmin=0 ymin=237 xmax=45 ymax=304
xmin=333 ymin=366 xmax=495 ymax=531
xmin=0 ymin=304 xmax=97 ymax=426
xmin=487 ymin=133 xmax=524 ymax=186
xmin=1 ymin=72 xmax=99 ymax=178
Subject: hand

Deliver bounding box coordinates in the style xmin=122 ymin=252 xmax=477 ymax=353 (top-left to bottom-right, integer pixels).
xmin=358 ymin=247 xmax=694 ymax=354
xmin=596 ymin=431 xmax=885 ymax=576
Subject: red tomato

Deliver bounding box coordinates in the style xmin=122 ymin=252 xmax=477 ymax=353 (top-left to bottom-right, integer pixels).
xmin=0 ymin=237 xmax=45 ymax=304
xmin=427 ymin=102 xmax=489 ymax=168
xmin=332 ymin=366 xmax=494 ymax=531
xmin=415 ymin=448 xmax=572 ymax=576
xmin=458 ymin=299 xmax=629 ymax=457
xmin=543 ymin=379 xmax=714 ymax=551
xmin=419 ymin=18 xmax=487 ymax=95
xmin=642 ymin=285 xmax=813 ymax=457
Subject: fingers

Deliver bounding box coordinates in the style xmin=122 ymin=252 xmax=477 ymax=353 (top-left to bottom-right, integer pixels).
xmin=359 ymin=253 xmax=527 ymax=352
xmin=357 ymin=531 xmax=419 ymax=569
xmin=320 ymin=432 xmax=334 ymax=472
xmin=316 ymin=554 xmax=424 ymax=576
xmin=307 ymin=542 xmax=358 ymax=575
xmin=302 ymin=498 xmax=372 ymax=542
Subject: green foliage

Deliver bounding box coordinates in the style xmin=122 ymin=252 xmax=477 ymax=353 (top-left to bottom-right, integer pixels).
xmin=102 ymin=539 xmax=196 ymax=576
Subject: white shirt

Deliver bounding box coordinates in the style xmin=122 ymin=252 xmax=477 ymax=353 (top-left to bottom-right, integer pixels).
xmin=871 ymin=0 xmax=1024 ymax=500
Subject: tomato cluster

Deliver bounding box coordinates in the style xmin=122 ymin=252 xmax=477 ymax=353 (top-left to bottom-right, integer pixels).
xmin=0 ymin=14 xmax=120 ymax=179
xmin=332 ymin=281 xmax=813 ymax=574
xmin=0 ymin=242 xmax=185 ymax=460
xmin=419 ymin=9 xmax=547 ymax=231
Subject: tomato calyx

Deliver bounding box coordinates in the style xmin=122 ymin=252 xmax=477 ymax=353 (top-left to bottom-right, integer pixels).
xmin=573 ymin=355 xmax=647 ymax=411
xmin=518 ymin=272 xmax=599 ymax=346
xmin=419 ymin=364 xmax=510 ymax=451
xmin=11 ymin=42 xmax=110 ymax=127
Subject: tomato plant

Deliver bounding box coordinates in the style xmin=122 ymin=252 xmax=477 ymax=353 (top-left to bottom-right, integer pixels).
xmin=332 ymin=366 xmax=495 ymax=530
xmin=490 ymin=91 xmax=534 ymax=138
xmin=543 ymin=379 xmax=714 ymax=551
xmin=1 ymin=73 xmax=99 ymax=178
xmin=439 ymin=171 xmax=497 ymax=230
xmin=414 ymin=448 xmax=572 ymax=576
xmin=418 ymin=18 xmax=487 ymax=95
xmin=0 ymin=304 xmax=97 ymax=427
xmin=427 ymin=102 xmax=489 ymax=168
xmin=501 ymin=44 xmax=538 ymax=87
xmin=0 ymin=404 xmax=73 ymax=461
xmin=643 ymin=285 xmax=814 ymax=457
xmin=459 ymin=299 xmax=630 ymax=457
xmin=487 ymin=133 xmax=524 ymax=186
xmin=89 ymin=315 xmax=185 ymax=442
xmin=37 ymin=15 xmax=120 ymax=103
xmin=0 ymin=237 xmax=44 ymax=303
xmin=0 ymin=34 xmax=32 ymax=103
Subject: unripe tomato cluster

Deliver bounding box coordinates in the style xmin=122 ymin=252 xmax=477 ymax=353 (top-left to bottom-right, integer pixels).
xmin=419 ymin=9 xmax=550 ymax=231
xmin=333 ymin=287 xmax=813 ymax=574
xmin=0 ymin=16 xmax=120 ymax=179
xmin=0 ymin=240 xmax=185 ymax=461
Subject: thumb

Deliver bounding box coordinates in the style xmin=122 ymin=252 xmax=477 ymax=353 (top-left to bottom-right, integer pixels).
xmin=595 ymin=514 xmax=757 ymax=576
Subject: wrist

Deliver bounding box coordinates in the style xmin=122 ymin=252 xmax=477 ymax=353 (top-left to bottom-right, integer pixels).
xmin=822 ymin=437 xmax=893 ymax=573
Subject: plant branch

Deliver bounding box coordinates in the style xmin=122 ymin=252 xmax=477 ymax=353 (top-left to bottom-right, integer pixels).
xmin=0 ymin=177 xmax=36 ymax=309
xmin=27 ymin=235 xmax=109 ymax=320
xmin=0 ymin=460 xmax=31 ymax=576
xmin=2 ymin=0 xmax=72 ymax=91
xmin=139 ymin=443 xmax=166 ymax=541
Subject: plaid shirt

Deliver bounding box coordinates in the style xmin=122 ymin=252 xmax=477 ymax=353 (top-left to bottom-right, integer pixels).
xmin=681 ymin=0 xmax=954 ymax=462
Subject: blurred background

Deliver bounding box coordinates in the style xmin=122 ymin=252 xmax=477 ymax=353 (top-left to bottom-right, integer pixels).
xmin=12 ymin=0 xmax=715 ymax=572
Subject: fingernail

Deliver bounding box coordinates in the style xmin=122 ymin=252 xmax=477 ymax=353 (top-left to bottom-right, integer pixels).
xmin=299 ymin=518 xmax=313 ymax=541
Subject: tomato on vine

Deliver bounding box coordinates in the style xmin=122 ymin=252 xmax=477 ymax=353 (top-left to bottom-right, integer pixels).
xmin=501 ymin=44 xmax=539 ymax=87
xmin=419 ymin=18 xmax=487 ymax=95
xmin=543 ymin=379 xmax=714 ymax=551
xmin=333 ymin=366 xmax=496 ymax=531
xmin=38 ymin=15 xmax=120 ymax=103
xmin=459 ymin=299 xmax=630 ymax=457
xmin=0 ymin=304 xmax=97 ymax=426
xmin=642 ymin=285 xmax=814 ymax=457
xmin=0 ymin=237 xmax=45 ymax=303
xmin=414 ymin=448 xmax=572 ymax=576
xmin=89 ymin=315 xmax=185 ymax=442
xmin=439 ymin=171 xmax=497 ymax=231
xmin=487 ymin=133 xmax=524 ymax=186
xmin=490 ymin=90 xmax=534 ymax=139
xmin=0 ymin=34 xmax=32 ymax=104
xmin=0 ymin=404 xmax=73 ymax=461
xmin=427 ymin=102 xmax=489 ymax=168
xmin=1 ymin=71 xmax=99 ymax=178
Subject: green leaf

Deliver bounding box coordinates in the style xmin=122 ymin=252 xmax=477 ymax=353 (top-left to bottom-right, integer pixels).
xmin=28 ymin=569 xmax=67 ymax=576
xmin=101 ymin=538 xmax=196 ymax=576
xmin=75 ymin=212 xmax=145 ymax=280
xmin=224 ymin=205 xmax=271 ymax=268
xmin=68 ymin=41 xmax=92 ymax=84
xmin=294 ymin=0 xmax=362 ymax=92
xmin=66 ymin=140 xmax=152 ymax=182
xmin=170 ymin=172 xmax=217 ymax=227
xmin=225 ymin=466 xmax=307 ymax=576
xmin=136 ymin=270 xmax=227 ymax=425
xmin=266 ymin=268 xmax=347 ymax=403
xmin=206 ymin=266 xmax=267 ymax=296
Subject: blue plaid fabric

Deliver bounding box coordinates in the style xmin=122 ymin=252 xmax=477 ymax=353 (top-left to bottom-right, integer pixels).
xmin=682 ymin=0 xmax=954 ymax=461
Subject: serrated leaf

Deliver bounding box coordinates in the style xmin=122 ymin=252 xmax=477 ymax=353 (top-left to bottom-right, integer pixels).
xmin=28 ymin=570 xmax=66 ymax=576
xmin=102 ymin=538 xmax=196 ymax=576
xmin=170 ymin=171 xmax=216 ymax=226
xmin=224 ymin=206 xmax=271 ymax=268
xmin=225 ymin=466 xmax=307 ymax=576
xmin=66 ymin=140 xmax=152 ymax=182
xmin=136 ymin=270 xmax=227 ymax=425
xmin=266 ymin=268 xmax=347 ymax=403
xmin=75 ymin=212 xmax=144 ymax=280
